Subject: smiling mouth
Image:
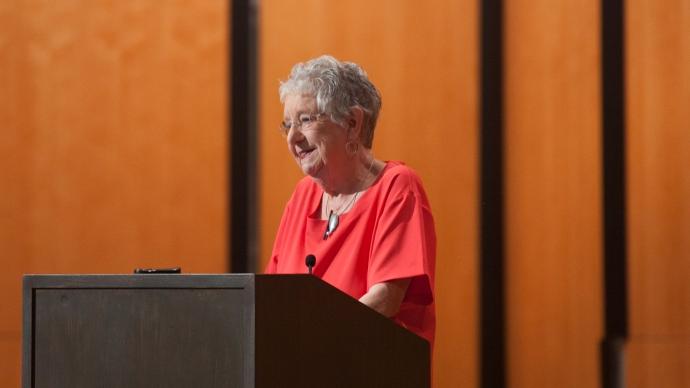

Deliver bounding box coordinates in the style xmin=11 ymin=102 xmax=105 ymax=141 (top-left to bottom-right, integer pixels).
xmin=298 ymin=149 xmax=315 ymax=159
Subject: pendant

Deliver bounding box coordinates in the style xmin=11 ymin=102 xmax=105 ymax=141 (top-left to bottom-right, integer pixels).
xmin=323 ymin=211 xmax=339 ymax=239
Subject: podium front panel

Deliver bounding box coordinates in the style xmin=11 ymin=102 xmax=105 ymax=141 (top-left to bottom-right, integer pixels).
xmin=24 ymin=275 xmax=255 ymax=388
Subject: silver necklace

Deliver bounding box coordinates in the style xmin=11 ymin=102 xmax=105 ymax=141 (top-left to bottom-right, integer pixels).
xmin=322 ymin=157 xmax=377 ymax=240
xmin=323 ymin=191 xmax=359 ymax=240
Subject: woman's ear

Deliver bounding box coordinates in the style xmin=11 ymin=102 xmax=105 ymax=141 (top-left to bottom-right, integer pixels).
xmin=348 ymin=106 xmax=365 ymax=138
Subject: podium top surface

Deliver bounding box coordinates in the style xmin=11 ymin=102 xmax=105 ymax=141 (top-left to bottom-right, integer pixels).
xmin=24 ymin=273 xmax=269 ymax=288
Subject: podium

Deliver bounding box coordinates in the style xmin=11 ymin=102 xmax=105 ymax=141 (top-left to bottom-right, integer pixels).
xmin=23 ymin=274 xmax=429 ymax=388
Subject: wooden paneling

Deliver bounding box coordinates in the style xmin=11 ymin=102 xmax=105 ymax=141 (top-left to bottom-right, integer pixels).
xmin=504 ymin=0 xmax=603 ymax=387
xmin=0 ymin=1 xmax=229 ymax=386
xmin=627 ymin=341 xmax=690 ymax=388
xmin=626 ymin=0 xmax=690 ymax=385
xmin=258 ymin=1 xmax=478 ymax=387
xmin=0 ymin=336 xmax=20 ymax=387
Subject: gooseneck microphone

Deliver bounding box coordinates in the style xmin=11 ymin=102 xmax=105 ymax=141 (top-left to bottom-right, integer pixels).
xmin=305 ymin=254 xmax=316 ymax=275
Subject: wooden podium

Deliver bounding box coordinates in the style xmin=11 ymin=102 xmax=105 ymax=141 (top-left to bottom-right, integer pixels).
xmin=23 ymin=274 xmax=429 ymax=388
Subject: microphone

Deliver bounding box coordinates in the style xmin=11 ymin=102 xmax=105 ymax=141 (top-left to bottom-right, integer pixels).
xmin=305 ymin=254 xmax=316 ymax=275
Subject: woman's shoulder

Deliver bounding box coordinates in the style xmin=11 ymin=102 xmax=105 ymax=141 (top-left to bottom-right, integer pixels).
xmin=295 ymin=174 xmax=317 ymax=190
xmin=291 ymin=175 xmax=321 ymax=198
xmin=365 ymin=161 xmax=434 ymax=214
xmin=374 ymin=161 xmax=430 ymax=201
xmin=380 ymin=161 xmax=426 ymax=188
xmin=282 ymin=175 xmax=319 ymax=207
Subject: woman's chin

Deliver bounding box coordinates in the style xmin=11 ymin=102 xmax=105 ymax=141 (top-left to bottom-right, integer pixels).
xmin=298 ymin=158 xmax=323 ymax=177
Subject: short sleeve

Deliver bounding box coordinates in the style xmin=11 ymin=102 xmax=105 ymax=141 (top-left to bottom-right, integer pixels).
xmin=264 ymin=200 xmax=293 ymax=274
xmin=367 ymin=173 xmax=436 ymax=305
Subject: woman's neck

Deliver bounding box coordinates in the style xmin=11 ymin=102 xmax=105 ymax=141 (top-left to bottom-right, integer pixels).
xmin=319 ymin=152 xmax=381 ymax=197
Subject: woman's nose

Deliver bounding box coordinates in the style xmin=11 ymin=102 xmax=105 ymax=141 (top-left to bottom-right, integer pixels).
xmin=286 ymin=125 xmax=305 ymax=143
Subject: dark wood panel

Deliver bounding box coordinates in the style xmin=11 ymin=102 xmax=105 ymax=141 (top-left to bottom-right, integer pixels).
xmin=34 ymin=289 xmax=247 ymax=388
xmin=24 ymin=274 xmax=429 ymax=388
xmin=255 ymin=275 xmax=429 ymax=388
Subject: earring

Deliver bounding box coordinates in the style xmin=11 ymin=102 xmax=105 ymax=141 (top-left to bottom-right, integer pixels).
xmin=345 ymin=141 xmax=359 ymax=156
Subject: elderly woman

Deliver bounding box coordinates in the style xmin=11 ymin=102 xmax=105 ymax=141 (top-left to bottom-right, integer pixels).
xmin=265 ymin=55 xmax=436 ymax=345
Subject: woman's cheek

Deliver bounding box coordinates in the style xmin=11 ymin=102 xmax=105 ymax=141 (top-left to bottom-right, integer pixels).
xmin=315 ymin=141 xmax=328 ymax=164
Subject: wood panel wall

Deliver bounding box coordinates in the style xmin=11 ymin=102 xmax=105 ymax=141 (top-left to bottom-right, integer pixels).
xmin=504 ymin=0 xmax=603 ymax=387
xmin=2 ymin=1 xmax=685 ymax=387
xmin=258 ymin=1 xmax=478 ymax=387
xmin=0 ymin=1 xmax=229 ymax=386
xmin=626 ymin=0 xmax=690 ymax=386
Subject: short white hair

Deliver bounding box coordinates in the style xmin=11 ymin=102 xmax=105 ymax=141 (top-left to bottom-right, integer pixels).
xmin=279 ymin=55 xmax=382 ymax=148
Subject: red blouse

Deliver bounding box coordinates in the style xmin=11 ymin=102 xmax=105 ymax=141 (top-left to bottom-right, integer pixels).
xmin=265 ymin=161 xmax=436 ymax=344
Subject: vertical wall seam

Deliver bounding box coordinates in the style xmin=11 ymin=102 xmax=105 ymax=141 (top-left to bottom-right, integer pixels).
xmin=601 ymin=0 xmax=629 ymax=386
xmin=230 ymin=0 xmax=259 ymax=273
xmin=479 ymin=0 xmax=506 ymax=387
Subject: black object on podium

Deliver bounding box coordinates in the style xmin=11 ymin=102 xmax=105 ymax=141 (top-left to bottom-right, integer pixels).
xmin=23 ymin=274 xmax=430 ymax=388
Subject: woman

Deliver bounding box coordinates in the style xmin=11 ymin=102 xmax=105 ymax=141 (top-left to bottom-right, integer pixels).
xmin=265 ymin=55 xmax=436 ymax=345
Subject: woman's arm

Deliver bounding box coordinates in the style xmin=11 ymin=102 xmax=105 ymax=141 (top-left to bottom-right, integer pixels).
xmin=359 ymin=278 xmax=411 ymax=317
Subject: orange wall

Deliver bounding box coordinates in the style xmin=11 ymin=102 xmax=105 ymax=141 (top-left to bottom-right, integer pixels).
xmin=0 ymin=1 xmax=229 ymax=386
xmin=626 ymin=0 xmax=690 ymax=386
xmin=2 ymin=1 xmax=685 ymax=387
xmin=504 ymin=0 xmax=603 ymax=386
xmin=258 ymin=1 xmax=478 ymax=387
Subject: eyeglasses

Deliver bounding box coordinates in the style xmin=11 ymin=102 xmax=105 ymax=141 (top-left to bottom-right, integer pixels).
xmin=279 ymin=113 xmax=327 ymax=136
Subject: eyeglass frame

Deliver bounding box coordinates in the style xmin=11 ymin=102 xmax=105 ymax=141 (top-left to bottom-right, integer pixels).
xmin=279 ymin=112 xmax=329 ymax=136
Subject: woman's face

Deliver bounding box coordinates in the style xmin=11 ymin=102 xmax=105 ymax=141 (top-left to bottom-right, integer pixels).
xmin=282 ymin=94 xmax=350 ymax=182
